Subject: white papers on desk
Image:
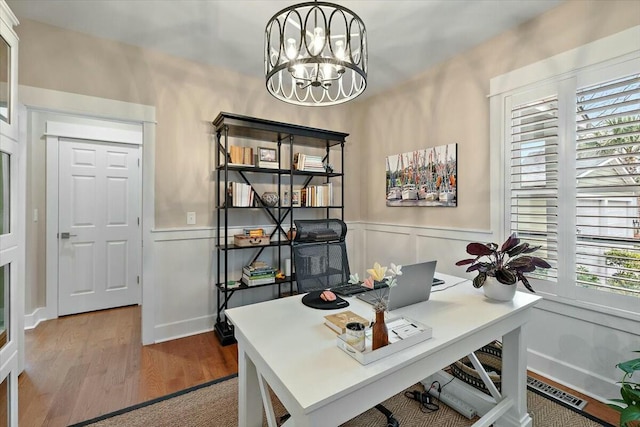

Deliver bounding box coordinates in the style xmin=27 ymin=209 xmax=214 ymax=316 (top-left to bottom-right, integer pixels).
xmin=387 ymin=318 xmax=425 ymax=343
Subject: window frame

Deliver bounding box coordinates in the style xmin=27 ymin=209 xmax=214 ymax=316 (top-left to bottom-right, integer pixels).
xmin=490 ymin=26 xmax=640 ymax=318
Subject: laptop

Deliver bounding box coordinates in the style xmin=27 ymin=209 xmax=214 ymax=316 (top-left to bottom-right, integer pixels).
xmin=357 ymin=261 xmax=437 ymax=310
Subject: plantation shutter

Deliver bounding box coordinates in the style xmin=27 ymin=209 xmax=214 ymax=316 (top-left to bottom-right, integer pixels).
xmin=509 ymin=96 xmax=559 ymax=282
xmin=575 ymin=73 xmax=640 ymax=295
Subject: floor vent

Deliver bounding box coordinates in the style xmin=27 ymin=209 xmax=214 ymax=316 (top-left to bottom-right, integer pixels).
xmin=527 ymin=376 xmax=587 ymax=410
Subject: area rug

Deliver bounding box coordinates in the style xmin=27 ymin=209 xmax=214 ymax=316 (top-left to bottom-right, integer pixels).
xmin=70 ymin=374 xmax=614 ymax=427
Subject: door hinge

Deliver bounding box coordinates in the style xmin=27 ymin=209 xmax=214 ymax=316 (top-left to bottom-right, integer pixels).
xmin=138 ymin=158 xmax=140 ymax=167
xmin=137 ymin=217 xmax=140 ymax=226
xmin=137 ymin=275 xmax=140 ymax=284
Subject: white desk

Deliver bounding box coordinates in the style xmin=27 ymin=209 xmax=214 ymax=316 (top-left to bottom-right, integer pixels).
xmin=226 ymin=274 xmax=541 ymax=427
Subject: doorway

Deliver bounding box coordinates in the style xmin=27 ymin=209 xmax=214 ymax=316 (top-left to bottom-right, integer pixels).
xmin=45 ymin=120 xmax=143 ymax=318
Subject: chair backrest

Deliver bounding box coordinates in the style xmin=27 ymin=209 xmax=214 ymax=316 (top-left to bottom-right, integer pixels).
xmin=293 ymin=218 xmax=347 ymax=243
xmin=292 ymin=219 xmax=350 ymax=293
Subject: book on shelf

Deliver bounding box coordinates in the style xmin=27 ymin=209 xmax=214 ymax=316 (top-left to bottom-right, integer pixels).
xmin=228 ymin=182 xmax=254 ymax=207
xmin=299 ymin=182 xmax=333 ymax=207
xmin=226 ymin=146 xmax=254 ymax=166
xmin=243 ymin=228 xmax=265 ymax=237
xmin=243 ymin=147 xmax=254 ymax=165
xmin=324 ymin=310 xmax=370 ymax=334
xmin=243 ymin=261 xmax=276 ymax=277
xmin=294 ymin=153 xmax=325 ymax=172
xmin=241 ymin=275 xmax=276 ymax=286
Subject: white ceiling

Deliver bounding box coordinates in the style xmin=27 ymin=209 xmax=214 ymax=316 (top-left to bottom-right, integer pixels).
xmin=7 ymin=0 xmax=562 ymax=97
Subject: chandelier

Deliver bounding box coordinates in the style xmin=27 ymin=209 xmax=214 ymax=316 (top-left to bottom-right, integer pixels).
xmin=265 ymin=1 xmax=367 ymax=106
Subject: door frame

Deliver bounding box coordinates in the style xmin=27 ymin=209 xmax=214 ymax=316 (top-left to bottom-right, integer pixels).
xmin=45 ymin=121 xmax=143 ymax=319
xmin=22 ymin=85 xmax=157 ymax=345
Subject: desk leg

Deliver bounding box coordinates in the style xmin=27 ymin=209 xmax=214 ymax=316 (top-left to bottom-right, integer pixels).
xmin=238 ymin=343 xmax=263 ymax=427
xmin=497 ymin=326 xmax=533 ymax=427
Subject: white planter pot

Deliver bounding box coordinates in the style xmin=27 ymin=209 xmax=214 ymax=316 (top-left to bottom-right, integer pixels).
xmin=483 ymin=276 xmax=517 ymax=301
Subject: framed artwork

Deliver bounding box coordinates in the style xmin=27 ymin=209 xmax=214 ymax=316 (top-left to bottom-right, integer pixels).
xmin=258 ymin=147 xmax=277 ymax=163
xmin=291 ymin=189 xmax=301 ymax=207
xmin=385 ymin=143 xmax=457 ymax=207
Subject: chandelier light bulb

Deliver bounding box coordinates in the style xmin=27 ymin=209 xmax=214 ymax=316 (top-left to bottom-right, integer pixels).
xmin=312 ymin=27 xmax=324 ymax=56
xmin=322 ymin=63 xmax=333 ymax=81
xmin=286 ymin=38 xmax=297 ymax=60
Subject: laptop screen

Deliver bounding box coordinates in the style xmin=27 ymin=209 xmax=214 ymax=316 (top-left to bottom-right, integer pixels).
xmin=357 ymin=261 xmax=437 ymax=310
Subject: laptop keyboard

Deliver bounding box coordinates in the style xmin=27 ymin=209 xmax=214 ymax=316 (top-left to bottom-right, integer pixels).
xmin=331 ymin=281 xmax=388 ymax=296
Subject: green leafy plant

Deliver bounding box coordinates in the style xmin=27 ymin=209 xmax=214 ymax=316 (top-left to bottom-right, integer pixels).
xmin=455 ymin=233 xmax=551 ymax=291
xmin=605 ymin=249 xmax=640 ymax=292
xmin=609 ymin=351 xmax=640 ymax=427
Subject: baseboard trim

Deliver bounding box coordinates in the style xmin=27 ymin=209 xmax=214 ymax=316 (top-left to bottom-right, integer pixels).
xmin=153 ymin=315 xmax=215 ymax=344
xmin=24 ymin=307 xmax=48 ymax=330
xmin=527 ymin=348 xmax=617 ymax=404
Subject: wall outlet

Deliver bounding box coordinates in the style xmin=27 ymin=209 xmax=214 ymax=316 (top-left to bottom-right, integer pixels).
xmin=187 ymin=211 xmax=196 ymax=225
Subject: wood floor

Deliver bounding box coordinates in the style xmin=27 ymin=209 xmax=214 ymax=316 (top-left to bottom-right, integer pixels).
xmin=19 ymin=306 xmax=237 ymax=426
xmin=19 ymin=306 xmax=619 ymax=426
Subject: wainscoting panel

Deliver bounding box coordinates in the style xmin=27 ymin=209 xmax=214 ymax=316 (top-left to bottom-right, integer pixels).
xmin=360 ymin=222 xmax=493 ymax=276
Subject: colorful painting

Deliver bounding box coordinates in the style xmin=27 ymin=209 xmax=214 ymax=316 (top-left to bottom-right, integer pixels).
xmin=385 ymin=144 xmax=457 ymax=207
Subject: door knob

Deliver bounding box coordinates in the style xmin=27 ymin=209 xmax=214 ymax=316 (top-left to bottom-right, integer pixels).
xmin=59 ymin=232 xmax=78 ymax=239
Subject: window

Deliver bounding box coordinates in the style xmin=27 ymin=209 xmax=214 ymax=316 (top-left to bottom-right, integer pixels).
xmin=492 ymin=27 xmax=640 ymax=314
xmin=575 ymin=74 xmax=640 ymax=297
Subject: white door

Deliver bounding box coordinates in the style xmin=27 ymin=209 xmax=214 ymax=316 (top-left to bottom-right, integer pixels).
xmin=58 ymin=138 xmax=141 ymax=316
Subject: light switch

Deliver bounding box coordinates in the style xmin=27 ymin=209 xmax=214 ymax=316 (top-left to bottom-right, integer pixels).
xmin=33 ymin=208 xmax=38 ymax=222
xmin=187 ymin=211 xmax=196 ymax=225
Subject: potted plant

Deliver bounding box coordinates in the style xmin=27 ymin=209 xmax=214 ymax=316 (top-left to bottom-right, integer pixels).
xmin=455 ymin=233 xmax=551 ymax=301
xmin=609 ymin=351 xmax=640 ymax=427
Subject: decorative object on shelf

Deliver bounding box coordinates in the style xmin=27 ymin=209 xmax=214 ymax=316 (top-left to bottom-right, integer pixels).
xmin=264 ymin=1 xmax=367 ymax=106
xmin=455 ymin=233 xmax=551 ymax=301
xmin=386 ymin=143 xmax=457 ymax=207
xmin=324 ymin=162 xmax=334 ymax=173
xmin=291 ymin=190 xmax=301 ymax=207
xmin=261 ymin=191 xmax=279 ymax=207
xmin=609 ymin=350 xmax=640 ymax=427
xmin=287 ymin=227 xmax=297 ymax=241
xmin=349 ymin=262 xmax=403 ymax=350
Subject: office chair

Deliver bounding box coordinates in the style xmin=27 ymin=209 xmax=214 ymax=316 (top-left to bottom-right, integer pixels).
xmin=292 ymin=218 xmax=350 ymax=292
xmin=292 ymin=219 xmax=400 ymax=427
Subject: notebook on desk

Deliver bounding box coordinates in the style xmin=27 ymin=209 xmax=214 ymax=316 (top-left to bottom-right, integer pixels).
xmin=357 ymin=261 xmax=437 ymax=310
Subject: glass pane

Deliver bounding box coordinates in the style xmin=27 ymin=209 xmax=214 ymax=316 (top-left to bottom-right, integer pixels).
xmin=0 ymin=152 xmax=8 ymax=235
xmin=0 ymin=264 xmax=7 ymax=351
xmin=0 ymin=36 xmax=9 ymax=124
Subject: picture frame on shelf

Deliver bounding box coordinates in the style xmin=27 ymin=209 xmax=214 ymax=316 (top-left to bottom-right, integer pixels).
xmin=258 ymin=146 xmax=279 ymax=169
xmin=292 ymin=189 xmax=301 ymax=207
xmin=282 ymin=190 xmax=291 ymax=207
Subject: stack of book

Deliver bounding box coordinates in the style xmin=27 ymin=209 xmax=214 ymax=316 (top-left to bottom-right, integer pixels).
xmin=293 ymin=153 xmax=325 ymax=172
xmin=242 ymin=261 xmax=276 ymax=286
xmin=243 ymin=227 xmax=265 ymax=237
xmin=301 ymin=182 xmax=333 ymax=207
xmin=228 ymin=182 xmax=254 ymax=207
xmin=228 ymin=146 xmax=254 ymax=166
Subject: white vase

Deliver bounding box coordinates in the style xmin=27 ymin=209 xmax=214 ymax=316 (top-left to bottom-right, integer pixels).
xmin=483 ymin=276 xmax=517 ymax=301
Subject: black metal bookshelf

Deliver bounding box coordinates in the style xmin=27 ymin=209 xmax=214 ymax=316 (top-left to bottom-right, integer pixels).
xmin=213 ymin=112 xmax=348 ymax=345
